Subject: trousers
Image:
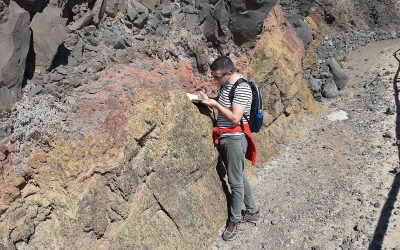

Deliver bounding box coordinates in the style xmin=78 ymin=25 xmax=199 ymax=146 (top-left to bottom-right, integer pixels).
xmin=218 ymin=134 xmax=258 ymax=222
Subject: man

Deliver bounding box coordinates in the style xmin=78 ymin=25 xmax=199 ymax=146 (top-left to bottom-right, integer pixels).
xmin=198 ymin=56 xmax=260 ymax=241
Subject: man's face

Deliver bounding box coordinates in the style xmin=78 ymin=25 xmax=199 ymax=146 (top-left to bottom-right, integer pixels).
xmin=211 ymin=69 xmax=231 ymax=86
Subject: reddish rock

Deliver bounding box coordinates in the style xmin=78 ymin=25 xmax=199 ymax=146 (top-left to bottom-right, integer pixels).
xmin=0 ymin=144 xmax=7 ymax=153
xmin=3 ymin=185 xmax=20 ymax=205
xmin=311 ymin=70 xmax=320 ymax=78
xmin=9 ymin=154 xmax=22 ymax=165
xmin=27 ymin=152 xmax=48 ymax=169
xmin=0 ymin=152 xmax=6 ymax=162
xmin=6 ymin=143 xmax=15 ymax=153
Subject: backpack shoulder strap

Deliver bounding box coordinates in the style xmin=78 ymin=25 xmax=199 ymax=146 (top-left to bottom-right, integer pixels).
xmin=228 ymin=78 xmax=247 ymax=103
xmin=228 ymin=78 xmax=250 ymax=125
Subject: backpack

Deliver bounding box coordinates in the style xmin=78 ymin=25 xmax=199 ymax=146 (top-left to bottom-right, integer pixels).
xmin=229 ymin=78 xmax=264 ymax=133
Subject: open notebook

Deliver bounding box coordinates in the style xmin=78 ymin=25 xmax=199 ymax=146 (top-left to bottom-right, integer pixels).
xmin=186 ymin=93 xmax=202 ymax=103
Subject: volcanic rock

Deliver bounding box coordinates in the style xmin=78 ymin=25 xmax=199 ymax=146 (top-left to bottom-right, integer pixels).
xmin=30 ymin=6 xmax=68 ymax=73
xmin=0 ymin=1 xmax=30 ymax=111
xmin=327 ymin=57 xmax=348 ymax=90
xmin=229 ymin=0 xmax=278 ymax=46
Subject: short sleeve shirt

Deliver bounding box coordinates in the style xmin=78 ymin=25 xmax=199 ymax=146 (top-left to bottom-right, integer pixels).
xmin=217 ymin=79 xmax=252 ymax=128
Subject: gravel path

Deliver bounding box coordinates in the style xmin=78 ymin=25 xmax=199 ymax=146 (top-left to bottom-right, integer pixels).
xmin=211 ymin=39 xmax=400 ymax=250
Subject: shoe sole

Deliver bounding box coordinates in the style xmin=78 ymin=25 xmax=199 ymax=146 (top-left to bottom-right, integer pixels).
xmin=222 ymin=235 xmax=237 ymax=241
xmin=243 ymin=219 xmax=260 ymax=226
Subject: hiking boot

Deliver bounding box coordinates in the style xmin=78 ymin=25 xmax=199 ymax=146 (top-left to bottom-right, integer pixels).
xmin=242 ymin=209 xmax=261 ymax=225
xmin=222 ymin=220 xmax=240 ymax=241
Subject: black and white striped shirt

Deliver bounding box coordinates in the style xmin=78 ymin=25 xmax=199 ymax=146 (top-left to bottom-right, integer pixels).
xmin=217 ymin=79 xmax=252 ymax=128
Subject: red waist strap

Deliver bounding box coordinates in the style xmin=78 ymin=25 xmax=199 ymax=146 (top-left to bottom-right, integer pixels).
xmin=213 ymin=124 xmax=257 ymax=166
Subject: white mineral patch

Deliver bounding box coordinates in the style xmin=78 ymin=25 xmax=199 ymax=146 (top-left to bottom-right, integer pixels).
xmin=327 ymin=110 xmax=348 ymax=121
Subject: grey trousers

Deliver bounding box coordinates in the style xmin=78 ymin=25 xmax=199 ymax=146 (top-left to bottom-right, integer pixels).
xmin=218 ymin=134 xmax=258 ymax=222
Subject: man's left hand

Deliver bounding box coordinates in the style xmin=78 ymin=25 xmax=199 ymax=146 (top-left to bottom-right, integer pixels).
xmin=198 ymin=92 xmax=217 ymax=108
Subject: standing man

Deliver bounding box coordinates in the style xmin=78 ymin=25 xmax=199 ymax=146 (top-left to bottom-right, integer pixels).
xmin=198 ymin=56 xmax=260 ymax=241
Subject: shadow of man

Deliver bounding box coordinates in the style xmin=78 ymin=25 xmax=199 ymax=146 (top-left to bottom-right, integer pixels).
xmin=368 ymin=48 xmax=400 ymax=250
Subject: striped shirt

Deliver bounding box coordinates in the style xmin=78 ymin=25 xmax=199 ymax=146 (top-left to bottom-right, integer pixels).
xmin=217 ymin=78 xmax=252 ymax=128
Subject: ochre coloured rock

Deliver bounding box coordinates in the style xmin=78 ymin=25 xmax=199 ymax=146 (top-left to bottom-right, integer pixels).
xmin=303 ymin=10 xmax=326 ymax=68
xmin=249 ymin=5 xmax=323 ymax=162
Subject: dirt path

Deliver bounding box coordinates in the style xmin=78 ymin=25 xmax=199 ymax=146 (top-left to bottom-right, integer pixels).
xmin=211 ymin=39 xmax=400 ymax=250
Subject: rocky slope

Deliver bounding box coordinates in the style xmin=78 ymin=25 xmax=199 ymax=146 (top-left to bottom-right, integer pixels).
xmin=0 ymin=0 xmax=400 ymax=249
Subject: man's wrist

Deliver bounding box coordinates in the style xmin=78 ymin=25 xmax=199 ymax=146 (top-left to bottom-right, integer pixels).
xmin=212 ymin=100 xmax=221 ymax=109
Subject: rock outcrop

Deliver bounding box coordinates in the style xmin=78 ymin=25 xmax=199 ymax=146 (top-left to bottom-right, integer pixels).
xmin=0 ymin=62 xmax=227 ymax=249
xmin=249 ymin=5 xmax=322 ymax=161
xmin=281 ymin=0 xmax=400 ymax=31
xmin=230 ymin=0 xmax=278 ymax=46
xmin=0 ymin=5 xmax=323 ymax=248
xmin=0 ymin=1 xmax=30 ymax=112
xmin=30 ymin=5 xmax=68 ymax=73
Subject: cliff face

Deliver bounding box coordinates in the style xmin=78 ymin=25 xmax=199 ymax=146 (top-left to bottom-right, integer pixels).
xmin=0 ymin=62 xmax=226 ymax=249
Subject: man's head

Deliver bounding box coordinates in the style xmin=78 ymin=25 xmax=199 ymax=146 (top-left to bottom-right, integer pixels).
xmin=210 ymin=56 xmax=235 ymax=85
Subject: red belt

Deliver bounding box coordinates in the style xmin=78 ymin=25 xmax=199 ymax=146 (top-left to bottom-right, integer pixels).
xmin=213 ymin=124 xmax=257 ymax=166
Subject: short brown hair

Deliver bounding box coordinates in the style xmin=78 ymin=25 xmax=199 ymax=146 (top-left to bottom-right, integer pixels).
xmin=210 ymin=56 xmax=235 ymax=73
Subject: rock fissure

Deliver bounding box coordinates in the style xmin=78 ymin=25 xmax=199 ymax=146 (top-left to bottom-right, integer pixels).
xmin=152 ymin=192 xmax=182 ymax=237
xmin=135 ymin=123 xmax=157 ymax=147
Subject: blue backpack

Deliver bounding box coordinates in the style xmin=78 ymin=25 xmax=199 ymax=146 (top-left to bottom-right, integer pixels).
xmin=229 ymin=78 xmax=264 ymax=133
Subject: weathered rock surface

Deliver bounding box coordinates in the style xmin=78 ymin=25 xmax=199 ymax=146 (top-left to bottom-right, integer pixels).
xmin=249 ymin=5 xmax=322 ymax=161
xmin=3 ymin=0 xmax=400 ymax=248
xmin=281 ymin=0 xmax=400 ymax=31
xmin=0 ymin=1 xmax=30 ymax=111
xmin=0 ymin=62 xmax=226 ymax=249
xmin=230 ymin=0 xmax=278 ymax=46
xmin=322 ymin=78 xmax=339 ymax=98
xmin=327 ymin=57 xmax=348 ymax=90
xmin=13 ymin=0 xmax=48 ymax=13
xmin=287 ymin=14 xmax=312 ymax=47
xmin=30 ymin=6 xmax=68 ymax=73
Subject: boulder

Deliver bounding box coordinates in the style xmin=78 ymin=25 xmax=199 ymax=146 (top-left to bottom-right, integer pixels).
xmin=229 ymin=0 xmax=278 ymax=46
xmin=67 ymin=11 xmax=94 ymax=31
xmin=30 ymin=6 xmax=68 ymax=73
xmin=287 ymin=14 xmax=312 ymax=47
xmin=127 ymin=0 xmax=149 ymax=28
xmin=322 ymin=78 xmax=339 ymax=98
xmin=308 ymin=77 xmax=321 ymax=93
xmin=202 ymin=14 xmax=218 ymax=43
xmin=105 ymin=0 xmax=119 ymax=17
xmin=211 ymin=0 xmax=231 ymax=41
xmin=141 ymin=0 xmax=160 ymax=12
xmin=327 ymin=57 xmax=348 ymax=90
xmin=13 ymin=0 xmax=47 ymax=13
xmin=0 ymin=1 xmax=30 ymax=111
xmin=92 ymin=0 xmax=106 ymax=25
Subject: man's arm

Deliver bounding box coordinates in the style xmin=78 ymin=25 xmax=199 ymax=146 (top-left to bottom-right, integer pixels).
xmin=198 ymin=92 xmax=245 ymax=124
